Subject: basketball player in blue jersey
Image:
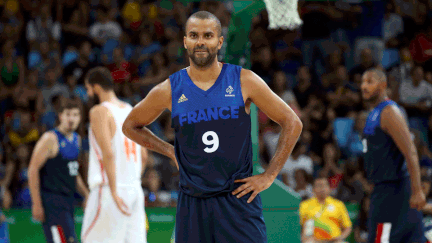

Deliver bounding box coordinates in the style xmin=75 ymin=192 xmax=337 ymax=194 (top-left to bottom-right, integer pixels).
xmin=123 ymin=11 xmax=303 ymax=242
xmin=29 ymin=98 xmax=89 ymax=243
xmin=361 ymin=69 xmax=426 ymax=243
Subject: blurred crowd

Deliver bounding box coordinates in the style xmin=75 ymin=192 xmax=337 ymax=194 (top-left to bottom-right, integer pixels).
xmin=0 ymin=0 xmax=432 ymax=241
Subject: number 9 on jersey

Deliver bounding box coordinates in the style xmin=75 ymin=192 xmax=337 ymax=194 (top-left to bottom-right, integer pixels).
xmin=202 ymin=131 xmax=219 ymax=153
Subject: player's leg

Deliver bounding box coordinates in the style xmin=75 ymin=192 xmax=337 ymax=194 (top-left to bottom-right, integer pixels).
xmin=175 ymin=191 xmax=213 ymax=243
xmin=125 ymin=186 xmax=147 ymax=243
xmin=42 ymin=206 xmax=77 ymax=243
xmin=213 ymin=191 xmax=267 ymax=243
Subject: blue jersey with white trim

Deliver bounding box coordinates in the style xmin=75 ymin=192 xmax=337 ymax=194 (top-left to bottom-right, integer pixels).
xmin=40 ymin=129 xmax=80 ymax=198
xmin=170 ymin=63 xmax=253 ymax=198
xmin=362 ymin=99 xmax=409 ymax=184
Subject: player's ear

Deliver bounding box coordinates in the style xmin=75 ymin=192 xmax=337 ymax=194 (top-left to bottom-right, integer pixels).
xmin=183 ymin=36 xmax=187 ymax=50
xmin=218 ymin=36 xmax=224 ymax=50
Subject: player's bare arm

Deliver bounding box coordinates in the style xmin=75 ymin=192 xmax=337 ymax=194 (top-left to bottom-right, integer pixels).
xmin=122 ymin=79 xmax=178 ymax=169
xmin=90 ymin=105 xmax=131 ymax=216
xmin=28 ymin=132 xmax=57 ymax=222
xmin=76 ymin=174 xmax=89 ymax=200
xmin=232 ymin=69 xmax=303 ymax=203
xmin=381 ymin=105 xmax=426 ymax=210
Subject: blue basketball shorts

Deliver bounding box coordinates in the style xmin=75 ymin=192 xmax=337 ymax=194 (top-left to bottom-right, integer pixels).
xmin=41 ymin=192 xmax=77 ymax=243
xmin=175 ymin=189 xmax=267 ymax=243
xmin=368 ymin=178 xmax=425 ymax=243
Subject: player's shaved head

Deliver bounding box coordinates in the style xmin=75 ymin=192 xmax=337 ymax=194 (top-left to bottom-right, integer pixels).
xmin=364 ymin=68 xmax=387 ymax=83
xmin=185 ymin=11 xmax=222 ymax=37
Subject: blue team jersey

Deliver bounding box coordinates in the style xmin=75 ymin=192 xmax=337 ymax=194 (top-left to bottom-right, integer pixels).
xmin=170 ymin=63 xmax=253 ymax=198
xmin=362 ymin=99 xmax=409 ymax=184
xmin=40 ymin=129 xmax=80 ymax=198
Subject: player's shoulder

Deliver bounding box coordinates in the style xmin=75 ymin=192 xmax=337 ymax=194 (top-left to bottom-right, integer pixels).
xmin=328 ymin=197 xmax=346 ymax=209
xmin=39 ymin=131 xmax=58 ymax=146
xmin=380 ymin=102 xmax=405 ymax=125
xmin=89 ymin=104 xmax=110 ymax=119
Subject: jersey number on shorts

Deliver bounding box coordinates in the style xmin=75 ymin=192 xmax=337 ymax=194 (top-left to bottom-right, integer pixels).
xmin=68 ymin=161 xmax=79 ymax=176
xmin=362 ymin=138 xmax=368 ymax=153
xmin=202 ymin=131 xmax=219 ymax=153
xmin=124 ymin=137 xmax=137 ymax=162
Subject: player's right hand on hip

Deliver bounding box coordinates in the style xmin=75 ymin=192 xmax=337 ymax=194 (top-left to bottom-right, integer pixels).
xmin=32 ymin=204 xmax=45 ymax=222
xmin=410 ymin=190 xmax=426 ymax=211
xmin=113 ymin=194 xmax=131 ymax=216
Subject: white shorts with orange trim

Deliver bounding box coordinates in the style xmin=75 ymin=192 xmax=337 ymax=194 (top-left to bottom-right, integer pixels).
xmin=81 ymin=185 xmax=147 ymax=243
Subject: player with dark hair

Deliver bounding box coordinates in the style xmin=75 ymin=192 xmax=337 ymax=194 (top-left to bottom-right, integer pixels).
xmin=122 ymin=11 xmax=303 ymax=242
xmin=361 ymin=68 xmax=426 ymax=243
xmin=81 ymin=66 xmax=148 ymax=243
xmin=29 ymin=98 xmax=89 ymax=243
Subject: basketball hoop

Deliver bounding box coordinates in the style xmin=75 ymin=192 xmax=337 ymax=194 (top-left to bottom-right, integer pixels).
xmin=262 ymin=0 xmax=303 ymax=30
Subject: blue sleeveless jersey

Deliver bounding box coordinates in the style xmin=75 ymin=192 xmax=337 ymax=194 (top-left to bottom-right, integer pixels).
xmin=40 ymin=129 xmax=80 ymax=198
xmin=362 ymin=99 xmax=409 ymax=184
xmin=170 ymin=63 xmax=253 ymax=198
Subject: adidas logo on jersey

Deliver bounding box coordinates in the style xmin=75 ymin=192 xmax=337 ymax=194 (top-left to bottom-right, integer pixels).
xmin=178 ymin=94 xmax=188 ymax=103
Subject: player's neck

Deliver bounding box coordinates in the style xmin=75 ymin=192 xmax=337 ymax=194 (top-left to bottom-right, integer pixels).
xmin=56 ymin=126 xmax=73 ymax=140
xmin=370 ymin=95 xmax=388 ymax=109
xmin=188 ymin=60 xmax=222 ymax=81
xmin=98 ymin=90 xmax=118 ymax=104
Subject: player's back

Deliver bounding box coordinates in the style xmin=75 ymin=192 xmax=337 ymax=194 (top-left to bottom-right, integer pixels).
xmin=88 ymin=101 xmax=141 ymax=189
xmin=40 ymin=129 xmax=80 ymax=201
xmin=362 ymin=99 xmax=409 ymax=184
xmin=170 ymin=63 xmax=253 ymax=198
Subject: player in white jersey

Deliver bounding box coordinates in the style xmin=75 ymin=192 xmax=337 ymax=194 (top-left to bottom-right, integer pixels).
xmin=81 ymin=67 xmax=148 ymax=243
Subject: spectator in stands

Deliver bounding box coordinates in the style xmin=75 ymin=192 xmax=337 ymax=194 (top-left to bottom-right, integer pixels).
xmin=131 ymin=31 xmax=163 ymax=78
xmin=14 ymin=144 xmax=31 ymax=208
xmin=383 ymin=1 xmax=403 ymax=49
xmin=31 ymin=41 xmax=59 ymax=81
xmin=26 ymin=3 xmax=61 ymax=47
xmin=300 ymin=2 xmax=341 ymax=77
xmin=57 ymin=0 xmax=89 ymax=26
xmin=349 ymin=48 xmax=377 ymax=86
xmin=294 ymin=169 xmax=313 ymax=201
xmin=318 ymin=143 xmax=344 ymax=191
xmin=64 ymin=40 xmax=97 ymax=86
xmin=409 ymin=20 xmax=432 ymax=75
xmin=61 ymin=9 xmax=90 ymax=52
xmin=336 ymin=160 xmax=364 ymax=203
xmin=89 ymin=5 xmax=122 ymax=47
xmin=137 ymin=52 xmax=170 ymax=97
xmin=345 ymin=111 xmax=368 ymax=158
xmin=7 ymin=109 xmax=39 ymax=149
xmin=0 ymin=144 xmax=15 ymax=210
xmin=300 ymin=177 xmax=352 ymax=243
xmin=36 ymin=66 xmax=69 ymax=131
xmin=0 ymin=39 xmax=25 ymax=117
xmin=353 ymin=1 xmax=385 ymax=66
xmin=399 ymin=65 xmax=432 ymax=144
xmin=293 ymin=66 xmax=321 ymax=110
xmin=429 ymin=114 xmax=432 ymax=151
xmin=271 ymin=70 xmax=301 ymax=117
xmin=12 ymin=70 xmax=40 ymax=117
xmin=280 ymin=143 xmax=313 ymax=189
xmin=354 ymin=195 xmax=370 ymax=243
xmin=251 ymin=45 xmax=275 ymax=84
xmin=389 ymin=47 xmax=414 ymax=84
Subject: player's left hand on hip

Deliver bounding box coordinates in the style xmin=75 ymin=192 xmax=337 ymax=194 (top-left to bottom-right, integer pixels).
xmin=410 ymin=190 xmax=426 ymax=211
xmin=232 ymin=173 xmax=274 ymax=203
